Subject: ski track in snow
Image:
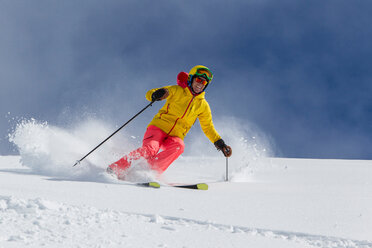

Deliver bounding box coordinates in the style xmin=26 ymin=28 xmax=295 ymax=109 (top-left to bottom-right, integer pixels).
xmin=0 ymin=195 xmax=370 ymax=248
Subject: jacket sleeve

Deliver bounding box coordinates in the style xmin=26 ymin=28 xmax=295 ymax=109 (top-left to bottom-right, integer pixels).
xmin=145 ymin=85 xmax=176 ymax=102
xmin=198 ymin=101 xmax=221 ymax=143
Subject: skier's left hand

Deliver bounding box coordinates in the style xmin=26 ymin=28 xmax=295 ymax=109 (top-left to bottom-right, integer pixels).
xmin=223 ymin=145 xmax=232 ymax=157
xmin=214 ymin=139 xmax=232 ymax=157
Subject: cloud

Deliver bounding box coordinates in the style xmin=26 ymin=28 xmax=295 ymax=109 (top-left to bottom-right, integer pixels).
xmin=1 ymin=0 xmax=372 ymax=158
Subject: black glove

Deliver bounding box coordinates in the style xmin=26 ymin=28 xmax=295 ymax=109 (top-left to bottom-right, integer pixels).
xmin=151 ymin=88 xmax=167 ymax=101
xmin=214 ymin=139 xmax=232 ymax=157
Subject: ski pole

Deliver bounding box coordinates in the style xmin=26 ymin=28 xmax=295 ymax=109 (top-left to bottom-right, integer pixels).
xmin=73 ymin=101 xmax=155 ymax=167
xmin=226 ymin=157 xmax=229 ymax=181
xmin=225 ymin=146 xmax=231 ymax=181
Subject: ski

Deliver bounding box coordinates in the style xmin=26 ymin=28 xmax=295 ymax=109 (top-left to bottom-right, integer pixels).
xmin=107 ymin=168 xmax=207 ymax=190
xmin=171 ymin=183 xmax=208 ymax=190
xmin=137 ymin=182 xmax=161 ymax=188
xmin=137 ymin=182 xmax=208 ymax=190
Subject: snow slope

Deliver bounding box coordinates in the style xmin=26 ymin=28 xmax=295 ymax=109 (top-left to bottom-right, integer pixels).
xmin=0 ymin=155 xmax=371 ymax=248
xmin=1 ymin=118 xmax=371 ymax=247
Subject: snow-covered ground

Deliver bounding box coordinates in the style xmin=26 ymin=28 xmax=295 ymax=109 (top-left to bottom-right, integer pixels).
xmin=1 ymin=155 xmax=371 ymax=248
xmin=1 ymin=119 xmax=371 ymax=247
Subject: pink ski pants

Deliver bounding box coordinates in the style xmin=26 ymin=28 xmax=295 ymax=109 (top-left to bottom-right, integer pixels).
xmin=109 ymin=125 xmax=184 ymax=175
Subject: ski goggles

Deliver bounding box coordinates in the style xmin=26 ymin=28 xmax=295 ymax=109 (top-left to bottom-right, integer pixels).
xmin=194 ymin=68 xmax=213 ymax=82
xmin=194 ymin=76 xmax=209 ymax=85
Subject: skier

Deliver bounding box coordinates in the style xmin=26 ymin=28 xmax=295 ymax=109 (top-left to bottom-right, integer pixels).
xmin=107 ymin=65 xmax=232 ymax=179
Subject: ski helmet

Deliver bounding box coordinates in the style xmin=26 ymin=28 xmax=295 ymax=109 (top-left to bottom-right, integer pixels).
xmin=187 ymin=65 xmax=213 ymax=94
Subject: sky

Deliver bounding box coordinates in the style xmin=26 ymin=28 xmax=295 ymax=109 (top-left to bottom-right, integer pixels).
xmin=1 ymin=0 xmax=372 ymax=159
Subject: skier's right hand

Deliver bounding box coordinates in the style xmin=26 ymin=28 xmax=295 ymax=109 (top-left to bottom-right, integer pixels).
xmin=152 ymin=88 xmax=169 ymax=101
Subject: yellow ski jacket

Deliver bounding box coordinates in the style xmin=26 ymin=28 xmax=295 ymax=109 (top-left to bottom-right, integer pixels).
xmin=145 ymin=84 xmax=221 ymax=143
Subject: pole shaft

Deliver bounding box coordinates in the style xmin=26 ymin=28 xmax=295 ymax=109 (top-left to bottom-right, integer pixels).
xmin=226 ymin=157 xmax=229 ymax=181
xmin=73 ymin=101 xmax=154 ymax=166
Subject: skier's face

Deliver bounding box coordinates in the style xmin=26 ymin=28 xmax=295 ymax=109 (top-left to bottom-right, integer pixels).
xmin=192 ymin=77 xmax=207 ymax=93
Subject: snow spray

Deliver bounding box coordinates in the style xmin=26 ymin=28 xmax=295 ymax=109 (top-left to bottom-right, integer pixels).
xmin=8 ymin=118 xmax=136 ymax=181
xmin=185 ymin=116 xmax=276 ymax=182
xmin=8 ymin=116 xmax=276 ymax=183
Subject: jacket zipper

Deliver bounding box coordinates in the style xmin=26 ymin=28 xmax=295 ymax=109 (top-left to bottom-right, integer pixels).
xmin=167 ymin=96 xmax=195 ymax=136
xmin=160 ymin=104 xmax=169 ymax=119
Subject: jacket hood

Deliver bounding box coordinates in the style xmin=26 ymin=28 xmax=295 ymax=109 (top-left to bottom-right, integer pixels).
xmin=177 ymin=72 xmax=189 ymax=88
